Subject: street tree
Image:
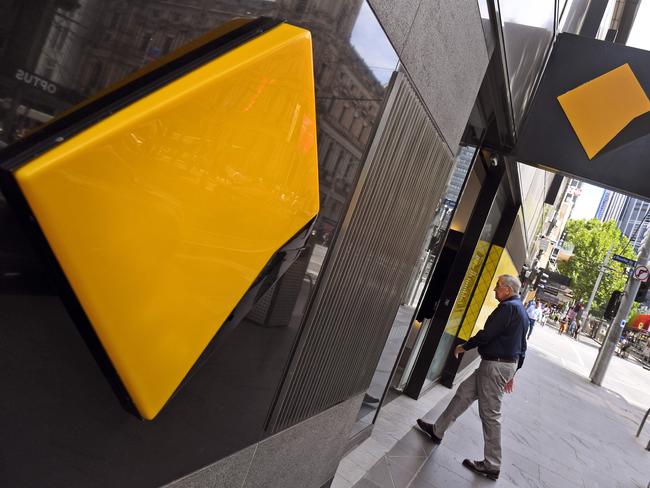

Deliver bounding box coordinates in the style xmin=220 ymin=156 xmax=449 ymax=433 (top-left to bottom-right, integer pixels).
xmin=557 ymin=219 xmax=637 ymax=315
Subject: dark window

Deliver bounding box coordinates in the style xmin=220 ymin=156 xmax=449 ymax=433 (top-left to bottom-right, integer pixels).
xmin=87 ymin=61 xmax=102 ymax=90
xmin=109 ymin=12 xmax=121 ymax=29
xmin=56 ymin=27 xmax=68 ymax=50
xmin=49 ymin=25 xmax=61 ymax=48
xmin=140 ymin=33 xmax=151 ymax=51
xmin=162 ymin=36 xmax=173 ymax=53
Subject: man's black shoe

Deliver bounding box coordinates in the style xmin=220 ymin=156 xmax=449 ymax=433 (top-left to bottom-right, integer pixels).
xmin=415 ymin=419 xmax=441 ymax=444
xmin=363 ymin=393 xmax=380 ymax=404
xmin=462 ymin=459 xmax=499 ymax=481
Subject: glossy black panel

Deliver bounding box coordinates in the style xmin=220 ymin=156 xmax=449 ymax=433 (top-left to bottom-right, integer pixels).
xmin=0 ymin=1 xmax=398 ymax=486
xmin=514 ymin=33 xmax=650 ymax=200
xmin=0 ymin=191 xmax=53 ymax=294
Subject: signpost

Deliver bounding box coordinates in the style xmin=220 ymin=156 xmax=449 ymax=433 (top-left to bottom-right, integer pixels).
xmin=612 ymin=254 xmax=637 ymax=267
xmin=591 ymin=233 xmax=650 ymax=385
xmin=633 ymin=265 xmax=649 ymax=282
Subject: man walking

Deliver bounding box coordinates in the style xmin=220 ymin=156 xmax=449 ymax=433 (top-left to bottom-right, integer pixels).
xmin=527 ymin=302 xmax=542 ymax=339
xmin=415 ymin=274 xmax=528 ymax=481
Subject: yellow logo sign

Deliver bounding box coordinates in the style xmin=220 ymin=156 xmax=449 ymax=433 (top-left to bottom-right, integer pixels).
xmin=557 ymin=63 xmax=650 ymax=159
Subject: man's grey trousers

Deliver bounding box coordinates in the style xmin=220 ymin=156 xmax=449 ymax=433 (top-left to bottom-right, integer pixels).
xmin=432 ymin=360 xmax=517 ymax=469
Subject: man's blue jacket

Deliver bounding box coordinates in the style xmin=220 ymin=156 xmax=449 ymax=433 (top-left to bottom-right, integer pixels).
xmin=463 ymin=295 xmax=528 ymax=369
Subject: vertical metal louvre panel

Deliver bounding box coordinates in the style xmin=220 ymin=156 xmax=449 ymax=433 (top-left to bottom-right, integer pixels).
xmin=270 ymin=72 xmax=455 ymax=433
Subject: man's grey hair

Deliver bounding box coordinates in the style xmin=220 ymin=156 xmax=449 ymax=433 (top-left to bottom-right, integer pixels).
xmin=499 ymin=274 xmax=521 ymax=294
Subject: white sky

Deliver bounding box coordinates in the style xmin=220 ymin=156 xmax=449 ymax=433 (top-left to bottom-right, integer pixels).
xmin=627 ymin=1 xmax=650 ymax=50
xmin=571 ymin=183 xmax=603 ymax=220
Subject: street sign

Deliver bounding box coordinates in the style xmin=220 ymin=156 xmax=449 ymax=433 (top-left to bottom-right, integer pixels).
xmin=634 ymin=265 xmax=649 ymax=282
xmin=613 ymin=254 xmax=637 ymax=267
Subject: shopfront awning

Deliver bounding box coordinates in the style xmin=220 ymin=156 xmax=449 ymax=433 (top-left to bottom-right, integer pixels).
xmin=627 ymin=314 xmax=650 ymax=331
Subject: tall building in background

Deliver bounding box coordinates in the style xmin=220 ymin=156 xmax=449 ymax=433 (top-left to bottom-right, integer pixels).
xmin=595 ymin=189 xmax=627 ymax=223
xmin=619 ymin=197 xmax=650 ymax=252
xmin=596 ymin=189 xmax=650 ymax=253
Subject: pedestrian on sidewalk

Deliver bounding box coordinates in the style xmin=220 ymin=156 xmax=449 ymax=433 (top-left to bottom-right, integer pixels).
xmin=527 ymin=302 xmax=542 ymax=339
xmin=415 ymin=274 xmax=528 ymax=482
xmin=540 ymin=305 xmax=549 ymax=327
xmin=571 ymin=319 xmax=581 ymax=340
xmin=568 ymin=318 xmax=576 ymax=337
xmin=525 ymin=299 xmax=536 ymax=335
xmin=560 ymin=306 xmax=577 ymax=335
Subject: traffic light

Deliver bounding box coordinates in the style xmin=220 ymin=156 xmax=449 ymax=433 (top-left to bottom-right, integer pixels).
xmin=533 ymin=270 xmax=549 ymax=290
xmin=635 ymin=280 xmax=650 ymax=302
xmin=604 ymin=291 xmax=622 ymax=320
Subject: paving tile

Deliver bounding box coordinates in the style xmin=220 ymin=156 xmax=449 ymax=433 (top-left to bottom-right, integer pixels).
xmin=347 ymin=448 xmax=383 ymax=471
xmin=434 ymin=428 xmax=483 ymax=460
xmin=331 ymin=476 xmax=353 ymax=488
xmin=352 ymin=478 xmax=384 ymax=488
xmin=339 ymin=329 xmax=650 ymax=488
xmin=539 ymin=465 xmax=583 ymax=488
xmin=355 ymin=438 xmax=391 ymax=461
xmin=388 ymin=428 xmax=431 ymax=457
xmin=385 ymin=455 xmax=426 ymax=488
xmin=364 ymin=457 xmax=395 ymax=488
xmin=579 ymin=469 xmax=631 ymax=488
xmin=336 ymin=459 xmax=368 ymax=485
xmin=499 ymin=465 xmax=540 ymax=488
xmin=410 ymin=465 xmax=472 ymax=488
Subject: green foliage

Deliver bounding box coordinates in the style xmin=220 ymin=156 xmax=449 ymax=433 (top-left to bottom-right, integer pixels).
xmin=628 ymin=302 xmax=640 ymax=321
xmin=556 ymin=219 xmax=636 ymax=313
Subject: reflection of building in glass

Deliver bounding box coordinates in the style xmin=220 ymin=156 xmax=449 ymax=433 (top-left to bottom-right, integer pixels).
xmin=0 ymin=1 xmax=83 ymax=145
xmin=444 ymin=146 xmax=474 ymax=213
xmin=0 ymin=0 xmax=385 ymax=244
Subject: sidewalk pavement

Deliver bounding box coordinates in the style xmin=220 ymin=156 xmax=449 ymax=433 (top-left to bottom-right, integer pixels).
xmin=334 ymin=326 xmax=650 ymax=488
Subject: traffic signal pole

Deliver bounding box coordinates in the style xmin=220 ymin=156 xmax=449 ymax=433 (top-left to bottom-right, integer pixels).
xmin=581 ymin=247 xmax=612 ymax=332
xmin=590 ymin=232 xmax=650 ymax=385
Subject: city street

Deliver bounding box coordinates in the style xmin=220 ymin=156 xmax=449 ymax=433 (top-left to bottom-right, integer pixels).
xmin=530 ymin=323 xmax=650 ymax=409
xmin=528 ymin=325 xmax=650 ymax=410
xmin=343 ymin=323 xmax=650 ymax=488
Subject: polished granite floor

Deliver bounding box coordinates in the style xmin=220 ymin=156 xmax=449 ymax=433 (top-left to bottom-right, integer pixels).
xmin=334 ymin=327 xmax=650 ymax=488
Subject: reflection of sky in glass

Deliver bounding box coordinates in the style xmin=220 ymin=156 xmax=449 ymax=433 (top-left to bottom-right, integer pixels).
xmin=558 ymin=0 xmax=575 ymax=31
xmin=499 ymin=0 xmax=554 ymax=30
xmin=627 ymin=0 xmax=650 ymax=51
xmin=478 ymin=0 xmax=490 ymax=20
xmin=350 ymin=2 xmax=399 ymax=85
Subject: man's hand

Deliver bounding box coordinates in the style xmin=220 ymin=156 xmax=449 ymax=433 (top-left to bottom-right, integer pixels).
xmin=454 ymin=344 xmax=466 ymax=359
xmin=504 ymin=378 xmax=515 ymax=393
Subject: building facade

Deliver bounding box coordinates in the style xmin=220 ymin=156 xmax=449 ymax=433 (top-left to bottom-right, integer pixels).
xmin=596 ymin=190 xmax=650 ymax=253
xmin=0 ymin=1 xmax=630 ymax=487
